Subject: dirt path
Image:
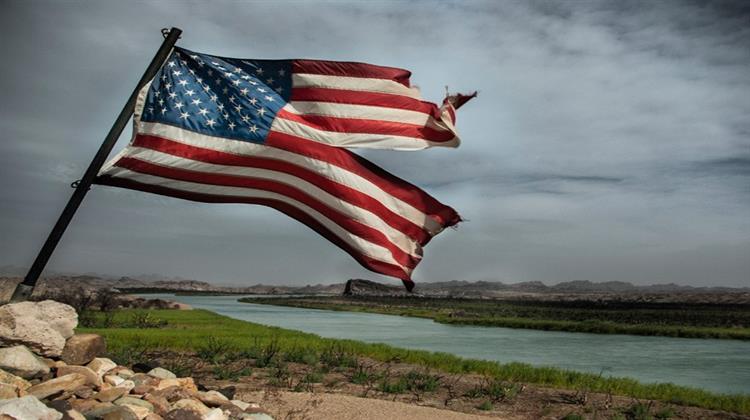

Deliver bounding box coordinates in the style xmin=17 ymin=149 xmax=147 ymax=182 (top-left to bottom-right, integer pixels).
xmin=243 ymin=390 xmax=513 ymax=420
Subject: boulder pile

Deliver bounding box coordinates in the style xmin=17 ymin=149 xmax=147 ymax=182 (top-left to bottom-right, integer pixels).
xmin=0 ymin=300 xmax=273 ymax=420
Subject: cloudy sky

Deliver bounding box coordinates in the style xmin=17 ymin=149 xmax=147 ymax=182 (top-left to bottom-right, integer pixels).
xmin=1 ymin=1 xmax=748 ymax=287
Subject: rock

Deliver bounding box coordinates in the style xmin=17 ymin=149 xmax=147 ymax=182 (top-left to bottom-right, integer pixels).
xmin=245 ymin=414 xmax=274 ymax=420
xmin=216 ymin=386 xmax=235 ymax=400
xmin=143 ymin=393 xmax=170 ymax=415
xmin=119 ymin=380 xmax=136 ymax=392
xmin=202 ymin=408 xmax=228 ymax=420
xmin=70 ymin=399 xmax=113 ymax=415
xmin=112 ymin=367 xmax=135 ymax=379
xmin=215 ymin=403 xmax=243 ymax=418
xmin=147 ymin=367 xmax=176 ymax=379
xmin=155 ymin=377 xmax=197 ymax=393
xmin=115 ymin=396 xmax=154 ymax=411
xmin=101 ymin=405 xmax=140 ymax=420
xmin=73 ymin=385 xmax=95 ymax=399
xmin=197 ymin=390 xmax=229 ymax=407
xmin=0 ymin=345 xmax=51 ymax=379
xmin=26 ymin=373 xmax=87 ymax=400
xmin=123 ymin=404 xmax=152 ymax=419
xmin=94 ymin=386 xmax=131 ymax=402
xmin=46 ymin=399 xmax=73 ymax=414
xmin=0 ymin=395 xmax=63 ymax=420
xmin=57 ymin=365 xmax=103 ymax=388
xmin=132 ymin=383 xmax=157 ymax=395
xmin=131 ymin=373 xmax=160 ymax=387
xmin=171 ymin=398 xmax=210 ymax=415
xmin=0 ymin=368 xmax=32 ymax=390
xmin=61 ymin=334 xmax=106 ymax=365
xmin=152 ymin=385 xmax=194 ymax=403
xmin=230 ymin=400 xmax=251 ymax=410
xmin=144 ymin=414 xmax=164 ymax=420
xmin=106 ymin=374 xmax=126 ymax=386
xmin=0 ymin=300 xmax=77 ymax=357
xmin=164 ymin=408 xmax=202 ymax=420
xmin=87 ymin=357 xmax=118 ymax=377
xmin=64 ymin=409 xmax=87 ymax=420
xmin=0 ymin=383 xmax=17 ymax=399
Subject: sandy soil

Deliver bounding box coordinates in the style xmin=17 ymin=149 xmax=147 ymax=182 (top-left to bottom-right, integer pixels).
xmin=242 ymin=390 xmax=509 ymax=420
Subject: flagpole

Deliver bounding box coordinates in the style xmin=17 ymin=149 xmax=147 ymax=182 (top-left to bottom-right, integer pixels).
xmin=8 ymin=27 xmax=183 ymax=302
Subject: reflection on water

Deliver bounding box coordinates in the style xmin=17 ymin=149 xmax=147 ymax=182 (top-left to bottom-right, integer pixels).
xmin=139 ymin=294 xmax=750 ymax=394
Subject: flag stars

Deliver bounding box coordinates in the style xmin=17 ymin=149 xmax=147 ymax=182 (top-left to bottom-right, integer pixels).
xmin=264 ymin=95 xmax=275 ymax=102
xmin=179 ymin=111 xmax=190 ymax=120
xmin=191 ymin=98 xmax=202 ymax=106
xmin=175 ymin=101 xmax=184 ymax=109
xmin=228 ymin=121 xmax=236 ymax=130
xmin=256 ymin=68 xmax=264 ymax=75
xmin=172 ymin=70 xmax=182 ymax=77
xmin=185 ymin=89 xmax=196 ymax=97
xmin=198 ymin=108 xmax=209 ymax=116
xmin=240 ymin=88 xmax=249 ymax=96
xmin=249 ymin=125 xmax=259 ymax=133
xmin=257 ymin=108 xmax=267 ymax=116
xmin=168 ymin=92 xmax=177 ymax=99
xmin=249 ymin=97 xmax=258 ymax=106
xmin=278 ymin=69 xmax=285 ymax=76
xmin=178 ymin=79 xmax=189 ymax=87
xmin=231 ymin=79 xmax=241 ymax=86
xmin=206 ymin=118 xmax=216 ymax=128
xmin=241 ymin=114 xmax=251 ymax=123
xmin=266 ymin=77 xmax=275 ymax=84
xmin=167 ymin=61 xmax=177 ymax=68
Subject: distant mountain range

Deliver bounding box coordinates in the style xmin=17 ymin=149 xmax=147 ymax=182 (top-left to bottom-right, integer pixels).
xmin=0 ymin=266 xmax=747 ymax=301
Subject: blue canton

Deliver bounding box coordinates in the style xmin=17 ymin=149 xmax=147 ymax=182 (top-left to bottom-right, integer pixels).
xmin=140 ymin=47 xmax=292 ymax=144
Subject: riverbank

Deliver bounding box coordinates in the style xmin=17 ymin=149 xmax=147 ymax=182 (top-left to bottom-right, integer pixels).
xmin=79 ymin=308 xmax=749 ymax=417
xmin=239 ymin=296 xmax=750 ymax=340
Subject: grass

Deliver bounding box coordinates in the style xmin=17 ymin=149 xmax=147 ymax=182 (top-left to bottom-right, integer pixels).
xmin=239 ymin=296 xmax=750 ymax=340
xmin=78 ymin=309 xmax=750 ymax=415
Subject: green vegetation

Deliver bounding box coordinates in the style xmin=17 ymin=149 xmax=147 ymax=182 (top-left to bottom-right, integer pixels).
xmin=78 ymin=309 xmax=750 ymax=414
xmin=240 ymin=296 xmax=750 ymax=340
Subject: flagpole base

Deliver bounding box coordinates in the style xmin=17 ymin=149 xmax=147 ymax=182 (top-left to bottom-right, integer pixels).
xmin=9 ymin=283 xmax=34 ymax=303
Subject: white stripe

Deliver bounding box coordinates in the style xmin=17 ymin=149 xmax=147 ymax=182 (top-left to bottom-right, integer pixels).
xmin=103 ymin=167 xmax=413 ymax=276
xmin=102 ymin=121 xmax=444 ymax=235
xmin=271 ymin=113 xmax=459 ymax=151
xmin=118 ymin=146 xmax=423 ymax=259
xmin=292 ymin=73 xmax=422 ymax=99
xmin=287 ymin=101 xmax=431 ymax=126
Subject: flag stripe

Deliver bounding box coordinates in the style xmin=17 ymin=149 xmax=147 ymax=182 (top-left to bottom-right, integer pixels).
xmin=287 ymin=101 xmax=433 ymax=126
xmin=96 ymin=175 xmax=414 ymax=284
xmin=117 ymin=143 xmax=429 ymax=255
xmin=130 ymin=135 xmax=432 ymax=245
xmin=101 ymin=166 xmax=417 ymax=273
xmin=275 ymin=108 xmax=455 ymax=143
xmin=271 ymin=114 xmax=457 ymax=150
xmin=291 ymin=73 xmax=422 ymax=99
xmin=293 ymin=60 xmax=412 ymax=87
xmin=291 ymin=87 xmax=439 ymax=115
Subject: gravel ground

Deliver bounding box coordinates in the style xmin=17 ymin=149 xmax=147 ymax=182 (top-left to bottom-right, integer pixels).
xmin=244 ymin=390 xmax=512 ymax=420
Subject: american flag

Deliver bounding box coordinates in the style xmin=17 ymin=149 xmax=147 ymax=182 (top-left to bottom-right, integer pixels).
xmin=96 ymin=47 xmax=474 ymax=290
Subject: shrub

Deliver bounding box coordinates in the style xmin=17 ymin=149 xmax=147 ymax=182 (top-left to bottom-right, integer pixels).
xmin=196 ymin=336 xmax=235 ymax=363
xmin=477 ymin=401 xmax=493 ymax=411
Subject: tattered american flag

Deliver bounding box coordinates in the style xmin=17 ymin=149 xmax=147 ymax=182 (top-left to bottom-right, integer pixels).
xmin=96 ymin=47 xmax=474 ymax=290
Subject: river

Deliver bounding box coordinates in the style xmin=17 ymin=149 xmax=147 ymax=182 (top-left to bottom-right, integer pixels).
xmin=140 ymin=294 xmax=749 ymax=395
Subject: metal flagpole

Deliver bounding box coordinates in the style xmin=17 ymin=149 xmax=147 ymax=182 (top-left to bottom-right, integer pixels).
xmin=9 ymin=27 xmax=183 ymax=302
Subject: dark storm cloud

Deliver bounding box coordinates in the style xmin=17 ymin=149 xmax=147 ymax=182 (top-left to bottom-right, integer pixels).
xmin=1 ymin=1 xmax=748 ymax=287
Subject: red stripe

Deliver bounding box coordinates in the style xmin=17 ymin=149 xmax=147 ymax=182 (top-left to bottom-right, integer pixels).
xmin=276 ymin=109 xmax=455 ymax=143
xmin=113 ymin=156 xmax=422 ymax=270
xmin=265 ymin=131 xmax=461 ymax=228
xmin=95 ymin=175 xmax=412 ymax=281
xmin=132 ymin=135 xmax=432 ymax=245
xmin=291 ymin=87 xmax=441 ymax=117
xmin=293 ymin=60 xmax=412 ymax=87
